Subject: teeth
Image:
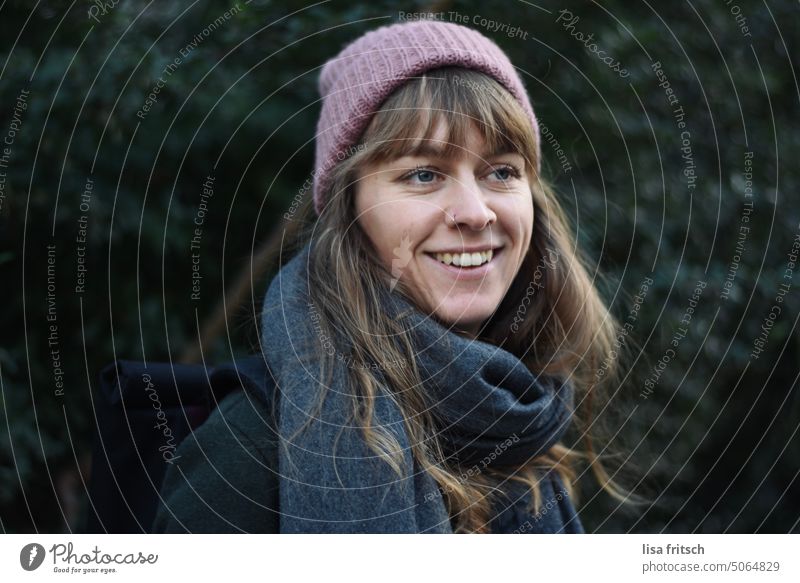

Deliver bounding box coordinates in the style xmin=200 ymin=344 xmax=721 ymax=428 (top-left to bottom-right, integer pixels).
xmin=434 ymin=249 xmax=494 ymax=267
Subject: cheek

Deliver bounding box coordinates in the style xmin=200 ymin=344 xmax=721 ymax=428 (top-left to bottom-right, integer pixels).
xmin=498 ymin=195 xmax=534 ymax=241
xmin=355 ymin=193 xmax=426 ymax=266
xmin=522 ymin=199 xmax=534 ymax=244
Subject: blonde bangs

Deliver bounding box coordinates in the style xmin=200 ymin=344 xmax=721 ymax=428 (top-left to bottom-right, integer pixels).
xmin=356 ymin=67 xmax=539 ymax=173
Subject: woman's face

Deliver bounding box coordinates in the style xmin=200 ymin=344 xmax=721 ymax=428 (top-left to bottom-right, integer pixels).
xmin=354 ymin=120 xmax=534 ymax=337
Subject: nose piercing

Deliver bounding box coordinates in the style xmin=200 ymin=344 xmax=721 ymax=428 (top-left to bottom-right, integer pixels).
xmin=446 ymin=211 xmax=457 ymax=227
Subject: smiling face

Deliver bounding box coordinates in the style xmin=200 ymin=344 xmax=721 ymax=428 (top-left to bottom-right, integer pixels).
xmin=354 ymin=119 xmax=534 ymax=337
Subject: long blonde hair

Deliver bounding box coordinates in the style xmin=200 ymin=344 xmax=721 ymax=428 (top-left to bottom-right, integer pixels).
xmin=272 ymin=67 xmax=632 ymax=532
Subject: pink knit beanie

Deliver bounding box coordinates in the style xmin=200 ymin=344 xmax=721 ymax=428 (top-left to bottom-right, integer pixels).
xmin=312 ymin=20 xmax=540 ymax=216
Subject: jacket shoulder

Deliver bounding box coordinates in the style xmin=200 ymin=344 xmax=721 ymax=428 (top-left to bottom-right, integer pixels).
xmin=151 ymin=390 xmax=279 ymax=533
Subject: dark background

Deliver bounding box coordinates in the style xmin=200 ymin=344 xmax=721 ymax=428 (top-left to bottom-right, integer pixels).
xmin=1 ymin=0 xmax=798 ymax=533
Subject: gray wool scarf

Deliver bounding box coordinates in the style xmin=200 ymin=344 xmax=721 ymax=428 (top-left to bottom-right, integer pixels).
xmin=261 ymin=241 xmax=583 ymax=533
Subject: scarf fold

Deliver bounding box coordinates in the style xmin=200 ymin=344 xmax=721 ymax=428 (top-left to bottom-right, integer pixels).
xmin=261 ymin=241 xmax=582 ymax=533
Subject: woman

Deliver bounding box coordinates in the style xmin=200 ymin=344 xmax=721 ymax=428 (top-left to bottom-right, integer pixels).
xmin=153 ymin=20 xmax=629 ymax=534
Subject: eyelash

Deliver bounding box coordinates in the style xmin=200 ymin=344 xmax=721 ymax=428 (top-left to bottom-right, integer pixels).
xmin=400 ymin=164 xmax=522 ymax=183
xmin=489 ymin=164 xmax=523 ymax=181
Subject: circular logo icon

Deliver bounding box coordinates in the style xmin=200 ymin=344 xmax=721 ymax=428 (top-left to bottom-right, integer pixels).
xmin=20 ymin=543 xmax=46 ymax=571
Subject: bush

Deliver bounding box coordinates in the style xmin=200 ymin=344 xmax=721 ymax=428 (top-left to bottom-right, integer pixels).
xmin=1 ymin=0 xmax=797 ymax=532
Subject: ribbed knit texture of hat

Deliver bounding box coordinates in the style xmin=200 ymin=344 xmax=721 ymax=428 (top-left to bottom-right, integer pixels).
xmin=312 ymin=20 xmax=540 ymax=216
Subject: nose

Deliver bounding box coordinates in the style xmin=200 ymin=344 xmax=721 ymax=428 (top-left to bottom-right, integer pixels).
xmin=445 ymin=176 xmax=497 ymax=230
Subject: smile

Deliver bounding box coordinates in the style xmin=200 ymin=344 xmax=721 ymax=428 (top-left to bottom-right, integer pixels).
xmin=433 ymin=250 xmax=493 ymax=267
xmin=424 ymin=247 xmax=503 ymax=281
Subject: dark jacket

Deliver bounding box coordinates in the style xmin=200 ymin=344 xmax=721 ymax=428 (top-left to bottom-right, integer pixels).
xmin=150 ymin=388 xmax=583 ymax=533
xmin=151 ymin=389 xmax=280 ymax=533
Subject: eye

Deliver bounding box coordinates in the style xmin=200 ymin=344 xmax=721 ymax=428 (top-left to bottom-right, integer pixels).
xmin=414 ymin=169 xmax=436 ymax=183
xmin=400 ymin=166 xmax=441 ymax=185
xmin=487 ymin=164 xmax=522 ymax=182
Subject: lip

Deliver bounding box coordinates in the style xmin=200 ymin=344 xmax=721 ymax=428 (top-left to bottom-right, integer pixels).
xmin=425 ymin=247 xmax=503 ymax=281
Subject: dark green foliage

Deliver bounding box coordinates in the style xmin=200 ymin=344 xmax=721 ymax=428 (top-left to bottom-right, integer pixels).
xmin=1 ymin=0 xmax=797 ymax=532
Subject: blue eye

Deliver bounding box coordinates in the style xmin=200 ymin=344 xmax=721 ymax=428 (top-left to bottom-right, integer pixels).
xmin=490 ymin=165 xmax=520 ymax=181
xmin=401 ymin=167 xmax=439 ymax=184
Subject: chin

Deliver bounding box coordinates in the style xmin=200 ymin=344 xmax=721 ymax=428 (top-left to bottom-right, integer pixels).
xmin=430 ymin=300 xmax=497 ymax=333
